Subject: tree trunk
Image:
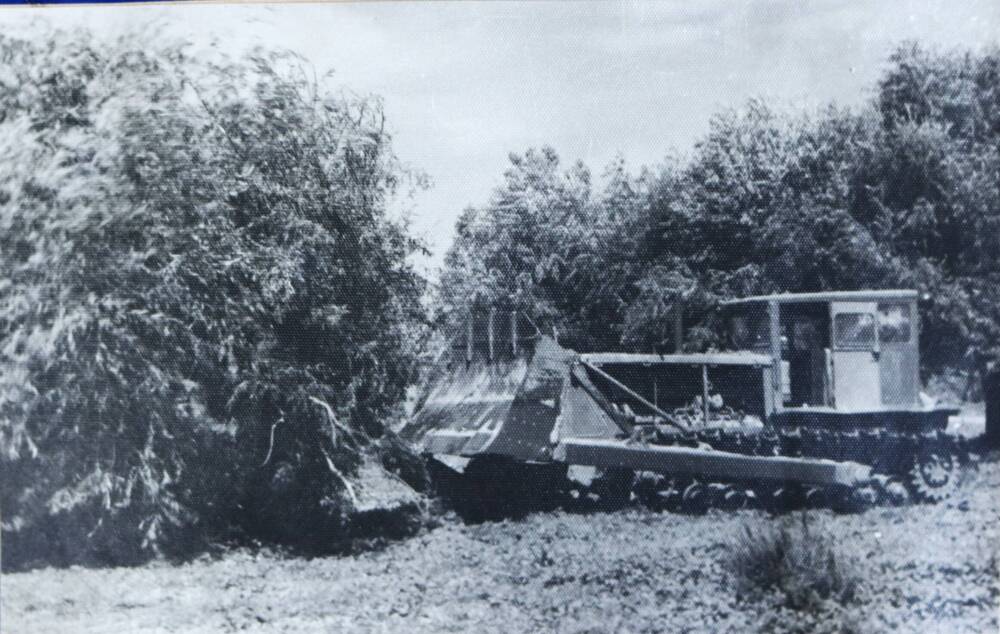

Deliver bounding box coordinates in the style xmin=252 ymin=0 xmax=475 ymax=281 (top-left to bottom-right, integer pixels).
xmin=984 ymin=363 xmax=1000 ymax=450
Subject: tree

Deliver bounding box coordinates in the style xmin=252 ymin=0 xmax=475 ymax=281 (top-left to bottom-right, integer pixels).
xmin=0 ymin=27 xmax=426 ymax=569
xmin=441 ymin=44 xmax=1000 ymax=387
xmin=438 ymin=148 xmax=662 ymax=351
xmin=863 ymin=43 xmax=1000 ymax=377
xmin=438 ymin=147 xmax=592 ymax=344
xmin=635 ymin=102 xmax=901 ymax=350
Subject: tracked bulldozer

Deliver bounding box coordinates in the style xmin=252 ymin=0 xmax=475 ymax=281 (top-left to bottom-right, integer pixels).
xmin=401 ymin=290 xmax=975 ymax=516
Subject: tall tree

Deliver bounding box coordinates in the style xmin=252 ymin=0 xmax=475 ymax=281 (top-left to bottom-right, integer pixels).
xmin=862 ymin=43 xmax=1000 ymax=375
xmin=440 ymin=44 xmax=1000 ymax=384
xmin=438 ymin=148 xmax=662 ymax=351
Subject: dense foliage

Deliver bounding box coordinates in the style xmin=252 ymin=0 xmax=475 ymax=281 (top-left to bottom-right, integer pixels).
xmin=0 ymin=29 xmax=426 ymax=569
xmin=438 ymin=149 xmax=655 ymax=351
xmin=439 ymin=43 xmax=1000 ymax=383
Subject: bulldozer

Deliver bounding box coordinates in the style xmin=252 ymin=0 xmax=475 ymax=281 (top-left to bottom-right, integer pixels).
xmin=401 ymin=290 xmax=974 ymax=517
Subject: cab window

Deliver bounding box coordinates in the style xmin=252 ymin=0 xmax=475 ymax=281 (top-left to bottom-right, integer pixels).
xmin=833 ymin=312 xmax=877 ymax=350
xmin=877 ymin=303 xmax=912 ymax=344
xmin=730 ymin=310 xmax=770 ymax=352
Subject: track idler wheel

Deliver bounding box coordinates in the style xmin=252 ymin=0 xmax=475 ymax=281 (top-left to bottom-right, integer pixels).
xmin=633 ymin=472 xmax=667 ymax=510
xmin=803 ymin=486 xmax=830 ymax=508
xmin=717 ymin=485 xmax=752 ymax=511
xmin=587 ymin=467 xmax=635 ymax=510
xmin=907 ymin=451 xmax=961 ymax=502
xmin=681 ymin=481 xmax=708 ymax=514
xmin=764 ymin=484 xmax=805 ymax=512
xmin=875 ymin=475 xmax=911 ymax=506
xmin=828 ymin=483 xmax=879 ymax=513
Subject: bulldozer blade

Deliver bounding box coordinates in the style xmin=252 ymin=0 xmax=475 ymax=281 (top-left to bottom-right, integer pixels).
xmin=401 ymin=336 xmax=578 ymax=462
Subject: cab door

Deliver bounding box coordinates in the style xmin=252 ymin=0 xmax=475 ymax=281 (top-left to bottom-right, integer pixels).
xmin=830 ymin=301 xmax=881 ymax=411
xmin=878 ymin=302 xmax=919 ymax=407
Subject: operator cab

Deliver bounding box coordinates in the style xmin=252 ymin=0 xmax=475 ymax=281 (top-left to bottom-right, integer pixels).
xmin=723 ymin=290 xmax=920 ymax=413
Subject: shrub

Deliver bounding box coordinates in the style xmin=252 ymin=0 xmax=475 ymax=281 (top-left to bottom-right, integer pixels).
xmin=0 ymin=26 xmax=427 ymax=570
xmin=729 ymin=514 xmax=862 ymax=611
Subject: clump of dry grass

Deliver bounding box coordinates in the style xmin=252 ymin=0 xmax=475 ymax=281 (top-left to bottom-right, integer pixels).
xmin=729 ymin=514 xmax=861 ymax=611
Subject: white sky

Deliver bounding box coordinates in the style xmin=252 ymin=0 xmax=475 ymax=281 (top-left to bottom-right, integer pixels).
xmin=3 ymin=1 xmax=999 ymax=276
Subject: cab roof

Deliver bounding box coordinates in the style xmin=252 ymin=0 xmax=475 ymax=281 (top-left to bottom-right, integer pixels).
xmin=580 ymin=351 xmax=773 ymax=367
xmin=722 ymin=289 xmax=918 ymax=306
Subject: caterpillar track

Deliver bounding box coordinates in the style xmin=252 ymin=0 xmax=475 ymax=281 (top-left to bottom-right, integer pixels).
xmin=608 ymin=394 xmax=975 ymax=508
xmin=616 ymin=425 xmax=975 ymax=512
xmin=428 ymin=411 xmax=978 ymax=522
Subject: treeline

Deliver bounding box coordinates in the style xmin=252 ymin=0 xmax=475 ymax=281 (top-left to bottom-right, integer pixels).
xmin=439 ymin=43 xmax=1000 ymax=387
xmin=0 ymin=30 xmax=428 ymax=570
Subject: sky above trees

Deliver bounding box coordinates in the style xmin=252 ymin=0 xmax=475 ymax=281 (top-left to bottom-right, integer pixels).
xmin=3 ymin=1 xmax=998 ymax=274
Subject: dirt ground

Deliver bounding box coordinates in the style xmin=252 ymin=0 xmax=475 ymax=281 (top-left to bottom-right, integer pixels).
xmin=3 ymin=457 xmax=998 ymax=634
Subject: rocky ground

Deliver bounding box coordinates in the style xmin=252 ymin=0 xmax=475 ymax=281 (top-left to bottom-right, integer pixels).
xmin=4 ymin=456 xmax=998 ymax=634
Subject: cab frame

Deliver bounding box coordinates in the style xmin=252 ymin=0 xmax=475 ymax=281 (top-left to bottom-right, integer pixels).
xmin=722 ymin=290 xmax=922 ymax=415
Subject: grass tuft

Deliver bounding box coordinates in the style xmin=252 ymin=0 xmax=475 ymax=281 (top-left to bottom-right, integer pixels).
xmin=729 ymin=514 xmax=862 ymax=611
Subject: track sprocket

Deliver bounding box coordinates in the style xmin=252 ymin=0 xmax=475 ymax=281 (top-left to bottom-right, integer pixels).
xmin=907 ymin=451 xmax=960 ymax=502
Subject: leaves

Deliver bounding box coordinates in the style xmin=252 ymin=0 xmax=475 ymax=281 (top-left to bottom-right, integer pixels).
xmin=439 ymin=45 xmax=1000 ymax=377
xmin=0 ymin=27 xmax=426 ymax=569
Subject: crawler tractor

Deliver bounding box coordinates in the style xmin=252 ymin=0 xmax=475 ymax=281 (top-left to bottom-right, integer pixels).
xmin=401 ymin=290 xmax=974 ymax=515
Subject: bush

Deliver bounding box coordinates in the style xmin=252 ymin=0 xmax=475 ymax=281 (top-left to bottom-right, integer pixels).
xmin=0 ymin=27 xmax=427 ymax=570
xmin=729 ymin=515 xmax=862 ymax=612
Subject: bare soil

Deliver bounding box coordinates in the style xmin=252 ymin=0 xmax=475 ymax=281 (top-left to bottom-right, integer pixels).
xmin=4 ymin=457 xmax=998 ymax=634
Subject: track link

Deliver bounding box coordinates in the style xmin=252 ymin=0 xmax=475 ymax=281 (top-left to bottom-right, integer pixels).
xmin=635 ymin=423 xmax=971 ymax=505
